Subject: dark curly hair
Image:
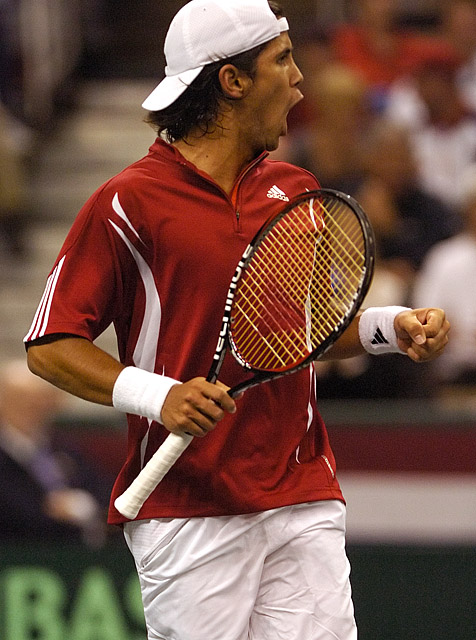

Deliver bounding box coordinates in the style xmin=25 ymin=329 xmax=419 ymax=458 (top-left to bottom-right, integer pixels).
xmin=145 ymin=1 xmax=284 ymax=142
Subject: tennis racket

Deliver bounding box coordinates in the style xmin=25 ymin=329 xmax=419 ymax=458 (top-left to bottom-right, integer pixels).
xmin=114 ymin=188 xmax=375 ymax=519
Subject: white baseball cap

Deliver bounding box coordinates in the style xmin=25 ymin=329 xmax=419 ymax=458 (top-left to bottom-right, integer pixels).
xmin=142 ymin=0 xmax=289 ymax=111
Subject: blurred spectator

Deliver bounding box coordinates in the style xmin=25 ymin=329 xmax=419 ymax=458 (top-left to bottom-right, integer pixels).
xmin=0 ymin=0 xmax=103 ymax=130
xmin=0 ymin=103 xmax=30 ymax=259
xmin=386 ymin=48 xmax=476 ymax=211
xmin=438 ymin=0 xmax=476 ymax=112
xmin=287 ymin=63 xmax=374 ymax=195
xmin=331 ymin=0 xmax=447 ymax=113
xmin=355 ymin=119 xmax=460 ymax=291
xmin=0 ymin=0 xmax=23 ymax=119
xmin=314 ymin=119 xmax=458 ymax=401
xmin=412 ymin=164 xmax=476 ymax=387
xmin=285 ymin=28 xmax=334 ymax=135
xmin=0 ymin=359 xmax=109 ymax=546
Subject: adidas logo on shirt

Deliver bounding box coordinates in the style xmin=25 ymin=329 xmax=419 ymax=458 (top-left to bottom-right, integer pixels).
xmin=267 ymin=185 xmax=289 ymax=202
xmin=371 ymin=328 xmax=389 ymax=346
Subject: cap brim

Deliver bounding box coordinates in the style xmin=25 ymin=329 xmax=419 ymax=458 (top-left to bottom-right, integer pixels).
xmin=142 ymin=66 xmax=204 ymax=111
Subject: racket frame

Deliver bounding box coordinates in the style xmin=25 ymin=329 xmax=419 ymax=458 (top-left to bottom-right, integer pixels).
xmin=207 ymin=188 xmax=376 ymax=397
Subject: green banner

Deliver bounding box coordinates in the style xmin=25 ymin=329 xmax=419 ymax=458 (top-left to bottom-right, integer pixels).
xmin=0 ymin=542 xmax=146 ymax=640
xmin=1 ymin=542 xmax=475 ymax=640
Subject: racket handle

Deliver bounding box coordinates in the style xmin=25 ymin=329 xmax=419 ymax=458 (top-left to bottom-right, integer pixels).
xmin=114 ymin=432 xmax=193 ymax=519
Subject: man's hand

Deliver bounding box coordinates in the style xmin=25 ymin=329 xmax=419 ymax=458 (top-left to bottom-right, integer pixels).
xmin=161 ymin=377 xmax=237 ymax=437
xmin=395 ymin=308 xmax=450 ymax=362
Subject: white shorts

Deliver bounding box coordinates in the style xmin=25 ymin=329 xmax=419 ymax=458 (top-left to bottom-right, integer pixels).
xmin=124 ymin=500 xmax=356 ymax=640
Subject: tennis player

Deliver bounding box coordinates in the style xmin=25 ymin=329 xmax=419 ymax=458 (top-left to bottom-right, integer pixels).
xmin=24 ymin=2 xmax=450 ymax=639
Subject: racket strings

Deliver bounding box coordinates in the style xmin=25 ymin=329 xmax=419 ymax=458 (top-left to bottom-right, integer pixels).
xmin=231 ymin=271 xmax=309 ymax=368
xmin=231 ymin=198 xmax=367 ymax=371
xmin=232 ymin=209 xmax=322 ymax=365
xmin=233 ymin=213 xmax=362 ymax=368
xmin=272 ymin=200 xmax=365 ymax=303
xmin=318 ymin=198 xmax=366 ymax=273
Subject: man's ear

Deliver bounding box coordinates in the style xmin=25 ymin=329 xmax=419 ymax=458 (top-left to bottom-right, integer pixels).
xmin=218 ymin=64 xmax=253 ymax=100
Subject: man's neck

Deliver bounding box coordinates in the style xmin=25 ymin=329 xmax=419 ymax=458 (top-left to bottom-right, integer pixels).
xmin=172 ymin=123 xmax=261 ymax=195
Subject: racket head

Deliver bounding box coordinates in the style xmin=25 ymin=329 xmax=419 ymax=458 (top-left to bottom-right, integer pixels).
xmin=226 ymin=189 xmax=375 ymax=383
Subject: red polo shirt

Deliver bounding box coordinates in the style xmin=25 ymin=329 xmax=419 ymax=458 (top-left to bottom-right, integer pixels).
xmin=25 ymin=139 xmax=344 ymax=523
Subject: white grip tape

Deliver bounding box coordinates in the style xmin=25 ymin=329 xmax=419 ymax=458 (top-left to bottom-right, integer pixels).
xmin=358 ymin=306 xmax=410 ymax=355
xmin=112 ymin=366 xmax=181 ymax=423
xmin=114 ymin=432 xmax=193 ymax=519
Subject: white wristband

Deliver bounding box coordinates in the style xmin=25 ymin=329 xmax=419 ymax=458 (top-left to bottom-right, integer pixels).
xmin=112 ymin=366 xmax=181 ymax=424
xmin=358 ymin=306 xmax=410 ymax=355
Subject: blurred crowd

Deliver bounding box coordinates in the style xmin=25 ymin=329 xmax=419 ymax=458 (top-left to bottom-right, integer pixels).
xmin=282 ymin=0 xmax=476 ymax=399
xmin=1 ymin=0 xmax=476 ymax=402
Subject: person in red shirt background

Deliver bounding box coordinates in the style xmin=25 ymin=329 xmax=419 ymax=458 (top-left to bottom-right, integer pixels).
xmin=331 ymin=0 xmax=454 ymax=111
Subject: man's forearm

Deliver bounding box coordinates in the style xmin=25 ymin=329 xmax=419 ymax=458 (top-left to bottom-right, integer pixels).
xmin=26 ymin=335 xmax=124 ymax=405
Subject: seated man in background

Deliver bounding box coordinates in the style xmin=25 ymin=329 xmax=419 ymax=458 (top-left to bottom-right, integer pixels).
xmin=0 ymin=359 xmax=109 ymax=547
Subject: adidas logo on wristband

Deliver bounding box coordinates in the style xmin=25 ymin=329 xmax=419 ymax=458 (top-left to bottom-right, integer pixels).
xmin=371 ymin=328 xmax=389 ymax=346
